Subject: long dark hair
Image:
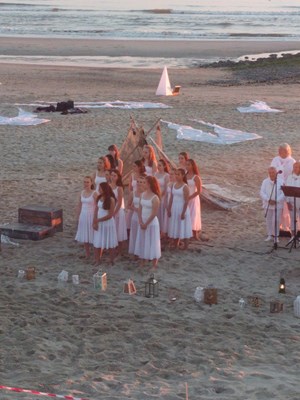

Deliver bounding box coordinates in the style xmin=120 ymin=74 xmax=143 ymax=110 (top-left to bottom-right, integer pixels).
xmin=145 ymin=176 xmax=161 ymax=199
xmin=177 ymin=168 xmax=188 ymax=184
xmin=134 ymin=159 xmax=146 ymax=175
xmin=106 ymin=154 xmax=116 ymax=169
xmin=186 ymin=159 xmax=200 ymax=176
xmin=142 ymin=145 xmax=156 ymax=167
xmin=110 ymin=169 xmax=123 ymax=187
xmin=108 ymin=144 xmax=120 ymax=166
xmin=97 ymin=182 xmax=116 ymax=210
xmin=158 ymin=159 xmax=170 ymax=173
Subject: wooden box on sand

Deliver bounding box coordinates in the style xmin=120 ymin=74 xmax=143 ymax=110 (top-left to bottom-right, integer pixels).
xmin=0 ymin=205 xmax=63 ymax=241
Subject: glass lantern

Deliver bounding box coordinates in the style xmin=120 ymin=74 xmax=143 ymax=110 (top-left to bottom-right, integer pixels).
xmin=145 ymin=274 xmax=158 ymax=298
xmin=279 ymin=278 xmax=286 ymax=294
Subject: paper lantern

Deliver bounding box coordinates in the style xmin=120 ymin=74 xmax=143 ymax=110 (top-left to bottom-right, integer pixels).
xmin=93 ymin=271 xmax=107 ymax=291
xmin=26 ymin=266 xmax=36 ymax=280
xmin=123 ymin=278 xmax=136 ymax=295
xmin=270 ymin=300 xmax=283 ymax=313
xmin=204 ymin=287 xmax=217 ymax=305
xmin=293 ymin=296 xmax=300 ymax=318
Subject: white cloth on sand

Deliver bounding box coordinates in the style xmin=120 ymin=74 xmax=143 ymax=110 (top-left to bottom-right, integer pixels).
xmin=237 ymin=100 xmax=282 ymax=113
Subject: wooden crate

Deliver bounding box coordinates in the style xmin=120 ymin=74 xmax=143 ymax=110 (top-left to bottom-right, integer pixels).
xmin=18 ymin=205 xmax=63 ymax=232
xmin=0 ymin=223 xmax=55 ymax=241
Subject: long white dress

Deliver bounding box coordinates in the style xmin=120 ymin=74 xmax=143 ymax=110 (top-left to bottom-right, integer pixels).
xmin=162 ymin=184 xmax=172 ymax=234
xmin=187 ymin=175 xmax=201 ymax=231
xmin=145 ymin=165 xmax=154 ymax=176
xmin=75 ymin=191 xmax=96 ymax=244
xmin=126 ymin=174 xmax=137 ymax=229
xmin=113 ymin=187 xmax=128 ymax=242
xmin=128 ymin=192 xmax=140 ymax=254
xmin=93 ymin=199 xmax=118 ymax=249
xmin=168 ymin=184 xmax=193 ymax=239
xmin=94 ymin=172 xmax=107 ymax=192
xmin=134 ymin=194 xmax=161 ymax=260
xmin=156 ymin=173 xmax=169 ymax=231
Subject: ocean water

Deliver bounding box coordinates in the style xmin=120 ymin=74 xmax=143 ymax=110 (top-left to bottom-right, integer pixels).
xmin=1 ymin=0 xmax=300 ymax=41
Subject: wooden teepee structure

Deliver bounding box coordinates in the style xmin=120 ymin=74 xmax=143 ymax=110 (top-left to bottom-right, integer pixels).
xmin=120 ymin=117 xmax=241 ymax=210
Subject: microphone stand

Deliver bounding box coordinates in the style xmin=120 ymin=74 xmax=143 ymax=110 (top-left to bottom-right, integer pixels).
xmin=273 ymin=173 xmax=279 ymax=250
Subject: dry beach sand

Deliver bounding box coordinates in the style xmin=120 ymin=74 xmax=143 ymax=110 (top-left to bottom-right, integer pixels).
xmin=0 ymin=38 xmax=300 ymax=400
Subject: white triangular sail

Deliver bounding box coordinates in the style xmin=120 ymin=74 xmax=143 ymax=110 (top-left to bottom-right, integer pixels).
xmin=156 ymin=66 xmax=173 ymax=96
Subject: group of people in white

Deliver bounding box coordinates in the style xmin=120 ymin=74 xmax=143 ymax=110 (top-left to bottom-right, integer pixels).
xmin=75 ymin=144 xmax=202 ymax=267
xmin=260 ymin=143 xmax=300 ymax=242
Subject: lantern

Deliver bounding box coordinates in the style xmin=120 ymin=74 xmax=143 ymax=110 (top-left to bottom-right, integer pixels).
xmin=204 ymin=286 xmax=217 ymax=305
xmin=93 ymin=271 xmax=107 ymax=291
xmin=145 ymin=274 xmax=158 ymax=298
xmin=26 ymin=266 xmax=36 ymax=280
xmin=293 ymin=296 xmax=300 ymax=318
xmin=279 ymin=278 xmax=286 ymax=294
xmin=123 ymin=278 xmax=136 ymax=295
xmin=270 ymin=300 xmax=283 ymax=313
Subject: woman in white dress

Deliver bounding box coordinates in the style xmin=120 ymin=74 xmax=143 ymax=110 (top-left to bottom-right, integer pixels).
xmin=128 ymin=176 xmax=145 ymax=255
xmin=75 ymin=176 xmax=97 ymax=259
xmin=93 ymin=182 xmax=118 ymax=265
xmin=178 ymin=151 xmax=189 ymax=172
xmin=126 ymin=160 xmax=146 ymax=230
xmin=110 ymin=169 xmax=128 ymax=247
xmin=108 ymin=144 xmax=124 ymax=175
xmin=155 ymin=159 xmax=170 ymax=233
xmin=92 ymin=156 xmax=111 ymax=192
xmin=134 ymin=176 xmax=161 ymax=268
xmin=142 ymin=144 xmax=158 ymax=176
xmin=162 ymin=168 xmax=176 ymax=237
xmin=186 ymin=159 xmax=202 ymax=240
xmin=167 ymin=168 xmax=192 ymax=250
xmin=271 ymin=143 xmax=295 ymax=232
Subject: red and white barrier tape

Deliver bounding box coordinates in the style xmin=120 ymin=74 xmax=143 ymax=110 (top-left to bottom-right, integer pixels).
xmin=0 ymin=385 xmax=90 ymax=400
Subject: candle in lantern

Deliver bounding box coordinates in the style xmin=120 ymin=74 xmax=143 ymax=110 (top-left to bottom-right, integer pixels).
xmin=279 ymin=278 xmax=286 ymax=294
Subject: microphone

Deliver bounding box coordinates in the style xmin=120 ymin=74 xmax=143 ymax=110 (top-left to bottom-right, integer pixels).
xmin=277 ymin=170 xmax=283 ymax=175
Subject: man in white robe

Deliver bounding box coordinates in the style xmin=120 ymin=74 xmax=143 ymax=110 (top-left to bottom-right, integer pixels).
xmin=271 ymin=143 xmax=295 ymax=231
xmin=260 ymin=166 xmax=285 ymax=242
xmin=285 ymin=161 xmax=300 ymax=234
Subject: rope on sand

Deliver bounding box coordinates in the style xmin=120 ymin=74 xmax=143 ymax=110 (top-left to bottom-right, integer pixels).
xmin=0 ymin=385 xmax=90 ymax=400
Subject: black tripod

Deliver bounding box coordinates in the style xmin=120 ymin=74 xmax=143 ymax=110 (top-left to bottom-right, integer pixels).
xmin=282 ymin=186 xmax=300 ymax=252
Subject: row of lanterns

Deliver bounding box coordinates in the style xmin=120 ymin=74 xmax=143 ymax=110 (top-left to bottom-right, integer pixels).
xmin=18 ymin=268 xmax=300 ymax=317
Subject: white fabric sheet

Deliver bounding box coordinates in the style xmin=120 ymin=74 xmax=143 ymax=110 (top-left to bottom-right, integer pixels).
xmin=237 ymin=100 xmax=282 ymax=113
xmin=16 ymin=100 xmax=171 ymax=110
xmin=162 ymin=119 xmax=261 ymax=145
xmin=0 ymin=108 xmax=50 ymax=126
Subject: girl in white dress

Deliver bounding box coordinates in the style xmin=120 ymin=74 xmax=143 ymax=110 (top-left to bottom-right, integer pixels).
xmin=127 ymin=160 xmax=146 ymax=230
xmin=186 ymin=159 xmax=202 ymax=240
xmin=178 ymin=151 xmax=189 ymax=172
xmin=167 ymin=168 xmax=192 ymax=250
xmin=110 ymin=169 xmax=128 ymax=247
xmin=162 ymin=168 xmax=176 ymax=236
xmin=134 ymin=176 xmax=161 ymax=268
xmin=92 ymin=156 xmax=111 ymax=192
xmin=108 ymin=144 xmax=124 ymax=174
xmin=128 ymin=176 xmax=145 ymax=255
xmin=93 ymin=182 xmax=118 ymax=265
xmin=155 ymin=159 xmax=170 ymax=233
xmin=75 ymin=176 xmax=97 ymax=259
xmin=142 ymin=144 xmax=157 ymax=176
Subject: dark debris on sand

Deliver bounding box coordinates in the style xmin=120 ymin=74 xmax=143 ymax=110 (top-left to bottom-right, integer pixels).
xmin=202 ymin=52 xmax=300 ymax=86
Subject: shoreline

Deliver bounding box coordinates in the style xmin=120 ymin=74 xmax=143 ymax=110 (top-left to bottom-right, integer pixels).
xmin=1 ymin=37 xmax=300 ymax=59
